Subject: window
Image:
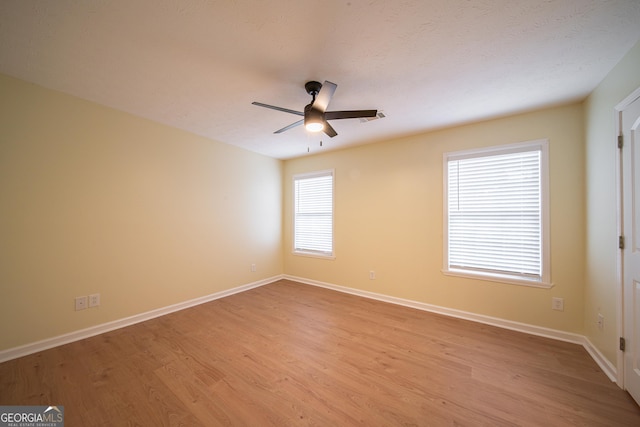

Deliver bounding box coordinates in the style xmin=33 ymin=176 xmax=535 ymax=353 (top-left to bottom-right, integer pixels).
xmin=443 ymin=139 xmax=551 ymax=288
xmin=293 ymin=170 xmax=334 ymax=257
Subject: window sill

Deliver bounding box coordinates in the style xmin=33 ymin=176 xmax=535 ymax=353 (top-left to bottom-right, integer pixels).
xmin=293 ymin=250 xmax=336 ymax=260
xmin=442 ymin=268 xmax=553 ymax=289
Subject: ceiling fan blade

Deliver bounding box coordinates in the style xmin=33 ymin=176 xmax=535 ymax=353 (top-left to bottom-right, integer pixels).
xmin=325 ymin=110 xmax=378 ymax=120
xmin=274 ymin=119 xmax=304 ymax=134
xmin=323 ymin=121 xmax=338 ymax=138
xmin=252 ymin=102 xmax=304 ymax=116
xmin=312 ymin=81 xmax=337 ymax=113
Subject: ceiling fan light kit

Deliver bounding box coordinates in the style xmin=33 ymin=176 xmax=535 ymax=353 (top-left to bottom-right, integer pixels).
xmin=304 ymin=105 xmax=325 ymax=132
xmin=305 ymin=121 xmax=324 ymax=132
xmin=252 ymin=80 xmax=378 ymax=138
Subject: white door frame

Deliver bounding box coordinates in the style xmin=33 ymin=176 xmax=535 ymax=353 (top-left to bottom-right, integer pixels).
xmin=615 ymin=85 xmax=640 ymax=388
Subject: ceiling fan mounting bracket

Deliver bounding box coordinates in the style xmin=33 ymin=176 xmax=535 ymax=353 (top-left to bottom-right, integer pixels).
xmin=304 ymin=81 xmax=323 ymax=97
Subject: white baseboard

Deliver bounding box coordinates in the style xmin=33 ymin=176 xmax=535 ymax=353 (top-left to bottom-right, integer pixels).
xmin=284 ymin=275 xmax=618 ymax=383
xmin=582 ymin=336 xmax=617 ymax=382
xmin=0 ymin=275 xmax=282 ymax=364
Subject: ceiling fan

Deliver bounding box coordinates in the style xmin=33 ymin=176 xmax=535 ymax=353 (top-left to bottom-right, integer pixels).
xmin=252 ymin=80 xmax=378 ymax=138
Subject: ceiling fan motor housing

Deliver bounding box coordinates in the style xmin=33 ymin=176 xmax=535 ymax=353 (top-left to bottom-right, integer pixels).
xmin=304 ymin=103 xmax=324 ymax=130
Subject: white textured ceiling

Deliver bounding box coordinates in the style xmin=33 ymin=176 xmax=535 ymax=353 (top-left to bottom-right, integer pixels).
xmin=1 ymin=1 xmax=639 ymax=159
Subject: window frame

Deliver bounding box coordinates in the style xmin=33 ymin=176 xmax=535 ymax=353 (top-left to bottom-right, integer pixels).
xmin=292 ymin=169 xmax=335 ymax=259
xmin=442 ymin=139 xmax=552 ymax=288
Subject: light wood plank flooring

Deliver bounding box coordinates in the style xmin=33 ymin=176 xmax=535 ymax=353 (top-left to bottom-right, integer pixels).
xmin=1 ymin=279 xmax=639 ymax=426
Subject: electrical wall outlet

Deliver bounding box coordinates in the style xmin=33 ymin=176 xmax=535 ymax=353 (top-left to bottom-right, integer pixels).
xmin=75 ymin=296 xmax=88 ymax=311
xmin=251 ymin=263 xmax=256 ymax=272
xmin=89 ymin=293 xmax=101 ymax=308
xmin=597 ymin=313 xmax=604 ymax=330
xmin=369 ymin=270 xmax=376 ymax=280
xmin=551 ymin=297 xmax=564 ymax=311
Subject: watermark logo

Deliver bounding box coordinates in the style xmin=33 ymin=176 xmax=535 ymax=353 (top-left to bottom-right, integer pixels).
xmin=0 ymin=406 xmax=64 ymax=427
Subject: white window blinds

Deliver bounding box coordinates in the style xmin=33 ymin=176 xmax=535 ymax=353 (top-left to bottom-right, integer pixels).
xmin=445 ymin=140 xmax=549 ymax=285
xmin=293 ymin=170 xmax=334 ymax=256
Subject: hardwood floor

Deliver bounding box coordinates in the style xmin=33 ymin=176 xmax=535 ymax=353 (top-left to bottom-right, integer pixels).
xmin=1 ymin=279 xmax=639 ymax=426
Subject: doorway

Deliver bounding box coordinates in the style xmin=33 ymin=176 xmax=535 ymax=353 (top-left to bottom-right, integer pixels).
xmin=617 ymin=86 xmax=640 ymax=406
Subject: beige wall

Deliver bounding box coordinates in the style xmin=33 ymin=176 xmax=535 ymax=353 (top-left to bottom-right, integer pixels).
xmin=284 ymin=103 xmax=585 ymax=333
xmin=584 ymin=41 xmax=640 ymax=366
xmin=0 ymin=74 xmax=283 ymax=351
xmin=3 ymin=40 xmax=638 ymax=361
